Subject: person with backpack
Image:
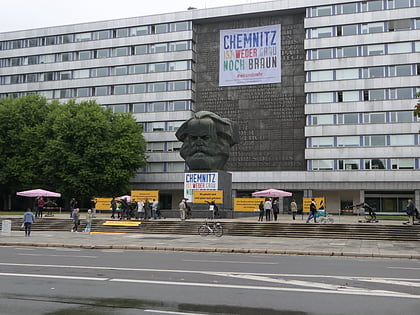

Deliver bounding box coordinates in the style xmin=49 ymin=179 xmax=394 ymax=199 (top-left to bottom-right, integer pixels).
xmin=306 ymin=198 xmax=318 ymax=223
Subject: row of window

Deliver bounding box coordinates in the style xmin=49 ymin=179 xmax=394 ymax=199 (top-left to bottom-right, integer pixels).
xmin=146 ymin=141 xmax=182 ymax=152
xmin=141 ymin=162 xmax=187 ymax=173
xmin=0 ymin=60 xmax=191 ymax=85
xmin=0 ymin=80 xmax=192 ymax=99
xmin=141 ymin=120 xmax=184 ymax=133
xmin=105 ymin=100 xmax=192 ymax=114
xmin=308 ymin=18 xmax=420 ymax=38
xmin=308 ymin=87 xmax=418 ymax=104
xmin=308 ymin=41 xmax=420 ymax=60
xmin=0 ymin=21 xmax=191 ymax=50
xmin=310 ymin=158 xmax=418 ymax=171
xmin=308 ymin=0 xmax=420 ymax=17
xmin=309 ymin=134 xmax=419 ymax=148
xmin=0 ymin=40 xmax=191 ymax=68
xmin=308 ymin=111 xmax=416 ymax=126
xmin=308 ymin=64 xmax=419 ymax=82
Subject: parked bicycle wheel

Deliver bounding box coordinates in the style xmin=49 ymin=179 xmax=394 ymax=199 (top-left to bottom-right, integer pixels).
xmin=214 ymin=223 xmax=223 ymax=237
xmin=198 ymin=225 xmax=209 ymax=236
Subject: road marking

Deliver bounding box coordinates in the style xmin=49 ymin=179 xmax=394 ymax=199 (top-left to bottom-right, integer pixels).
xmin=0 ymin=272 xmax=107 ymax=281
xmin=182 ymin=259 xmax=277 ymax=265
xmin=145 ymin=310 xmax=206 ymax=315
xmin=17 ymin=253 xmax=97 ymax=258
xmin=388 ymin=267 xmax=420 ymax=270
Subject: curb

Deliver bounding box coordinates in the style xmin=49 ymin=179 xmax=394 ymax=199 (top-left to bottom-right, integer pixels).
xmin=0 ymin=241 xmax=418 ymax=260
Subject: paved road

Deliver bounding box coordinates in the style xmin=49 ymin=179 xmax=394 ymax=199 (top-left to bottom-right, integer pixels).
xmin=1 ymin=246 xmax=420 ymax=314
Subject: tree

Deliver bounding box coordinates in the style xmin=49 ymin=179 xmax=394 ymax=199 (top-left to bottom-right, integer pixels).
xmin=0 ymin=95 xmax=147 ymax=200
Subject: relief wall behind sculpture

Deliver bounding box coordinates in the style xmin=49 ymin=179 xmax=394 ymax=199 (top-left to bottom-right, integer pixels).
xmin=194 ymin=11 xmax=306 ymax=171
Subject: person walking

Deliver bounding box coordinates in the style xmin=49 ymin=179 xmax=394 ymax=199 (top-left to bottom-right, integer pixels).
xmin=265 ymin=198 xmax=272 ymax=221
xmin=110 ymin=197 xmax=117 ymax=219
xmin=84 ymin=209 xmax=93 ymax=233
xmin=90 ymin=197 xmax=97 ymax=218
xmin=406 ymin=199 xmax=416 ymax=225
xmin=179 ymin=199 xmax=187 ymax=220
xmin=258 ymin=201 xmax=264 ymax=222
xmin=70 ymin=198 xmax=77 ymax=218
xmin=306 ymin=198 xmax=317 ymax=223
xmin=290 ymin=199 xmax=298 ymax=220
xmin=22 ymin=208 xmax=35 ymax=237
xmin=272 ymin=200 xmax=279 ymax=221
xmin=71 ymin=208 xmax=80 ymax=232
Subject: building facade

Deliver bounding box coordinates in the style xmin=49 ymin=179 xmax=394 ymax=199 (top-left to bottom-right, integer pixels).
xmin=1 ymin=0 xmax=419 ymax=213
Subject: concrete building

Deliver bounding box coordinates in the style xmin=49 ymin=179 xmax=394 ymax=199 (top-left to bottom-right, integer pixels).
xmin=1 ymin=0 xmax=419 ymax=213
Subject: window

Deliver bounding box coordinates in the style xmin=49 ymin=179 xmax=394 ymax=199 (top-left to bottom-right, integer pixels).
xmin=93 ymin=30 xmax=111 ymax=40
xmin=113 ymin=47 xmax=129 ymax=57
xmin=311 ymin=114 xmax=334 ymax=125
xmin=153 ymin=24 xmax=168 ymax=34
xmin=365 ymin=159 xmax=386 ymax=169
xmin=150 ymin=43 xmax=167 ymax=53
xmin=369 ymin=89 xmax=385 ymax=100
xmin=10 ymin=40 xmax=22 ymax=49
xmin=150 ymin=122 xmax=165 ymax=131
xmin=149 ymin=102 xmax=166 ymax=112
xmin=362 ymin=44 xmax=385 ymax=56
xmin=336 ymin=3 xmax=358 ymax=14
xmin=59 ymin=71 xmax=72 ymax=80
xmin=134 ymin=45 xmax=148 ymax=55
xmin=364 ymin=112 xmax=386 ymax=123
xmin=149 ymin=82 xmax=166 ymax=92
xmin=312 ymin=160 xmax=334 ymax=170
xmin=337 ymin=136 xmax=359 ymax=147
xmin=387 ymin=0 xmax=410 ymax=9
xmin=113 ymin=85 xmax=127 ymax=95
xmin=146 ymin=142 xmax=165 ymax=152
xmin=389 ymin=19 xmax=411 ymax=31
xmin=416 ymin=19 xmax=420 ymax=29
xmin=167 ymin=121 xmax=183 ymax=131
xmin=128 ymin=84 xmax=146 ymax=94
xmin=388 ymin=42 xmax=412 ymax=54
xmin=391 ymin=158 xmax=414 ymax=169
xmin=338 ymin=24 xmax=358 ymax=36
xmin=112 ymin=104 xmax=126 ymax=113
xmin=362 ymin=22 xmax=384 ymax=34
xmin=59 ymin=89 xmax=74 ymax=98
xmin=91 ymin=67 xmax=109 ymax=77
xmin=73 ymin=69 xmax=90 ymax=79
xmin=133 ymin=103 xmax=146 ymax=113
xmin=60 ymin=34 xmax=74 ymax=44
xmin=336 ymin=69 xmax=359 ymax=80
xmin=169 ymin=41 xmax=189 ymax=51
xmin=310 ymin=70 xmax=333 ymax=81
xmin=167 ymin=142 xmax=183 ymax=152
xmin=115 ymin=28 xmax=129 ymax=38
xmin=113 ymin=66 xmax=128 ymax=75
xmin=362 ymin=66 xmax=385 ymax=78
xmin=25 ymin=74 xmax=37 ymax=83
xmin=338 ymin=113 xmax=358 ymax=124
xmin=168 ymin=100 xmax=189 ymax=111
xmin=38 ymin=90 xmax=54 ymax=99
xmin=60 ymin=52 xmax=73 ymax=62
xmin=130 ymin=26 xmax=149 ymax=36
xmin=24 ymin=56 xmax=38 ymax=65
xmin=168 ymin=81 xmax=189 ymax=91
xmin=311 ymin=6 xmax=332 ymax=17
xmin=96 ymin=49 xmax=110 ymax=58
xmin=168 ymin=61 xmax=189 ymax=71
xmin=389 ymin=65 xmax=412 ymax=76
xmin=390 ymin=88 xmax=413 ymax=99
xmin=339 ymin=160 xmax=359 ymax=170
xmin=77 ymin=51 xmax=91 ymax=60
xmin=311 ymin=92 xmax=334 ymax=103
xmin=342 ymin=91 xmax=360 ymax=102
xmin=167 ymin=162 xmax=186 ymax=172
xmin=25 ymin=38 xmax=39 ymax=47
xmin=390 ymin=135 xmax=414 ymax=145
xmin=76 ymin=88 xmax=91 ymax=97
xmin=416 ymin=42 xmax=420 ymax=52
xmin=75 ymin=32 xmax=92 ymax=42
xmin=44 ymin=36 xmax=56 ymax=45
xmin=39 ymin=54 xmax=55 ymax=63
xmin=170 ymin=21 xmax=190 ymax=32
xmin=361 ymin=0 xmax=383 ymax=12
xmin=311 ymin=48 xmax=333 ymax=59
xmin=149 ymin=63 xmax=166 ymax=73
xmin=390 ymin=111 xmax=413 ymax=122
xmin=130 ymin=64 xmax=147 ymax=74
xmin=311 ymin=137 xmax=334 ymax=147
xmin=311 ymin=27 xmax=334 ymax=38
xmin=364 ymin=135 xmax=386 ymax=146
xmin=95 ymin=86 xmax=109 ymax=96
xmin=40 ymin=72 xmax=54 ymax=81
xmin=337 ymin=46 xmax=358 ymax=58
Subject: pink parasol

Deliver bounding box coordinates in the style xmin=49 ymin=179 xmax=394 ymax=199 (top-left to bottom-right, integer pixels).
xmin=117 ymin=195 xmax=131 ymax=202
xmin=16 ymin=188 xmax=61 ymax=198
xmin=252 ymin=189 xmax=292 ymax=198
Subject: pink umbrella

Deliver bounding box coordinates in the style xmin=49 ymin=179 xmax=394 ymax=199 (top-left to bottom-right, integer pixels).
xmin=117 ymin=195 xmax=131 ymax=202
xmin=16 ymin=188 xmax=61 ymax=198
xmin=252 ymin=189 xmax=292 ymax=198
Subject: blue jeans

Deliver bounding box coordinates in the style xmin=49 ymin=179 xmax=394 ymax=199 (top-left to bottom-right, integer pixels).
xmin=306 ymin=212 xmax=317 ymax=223
xmin=152 ymin=209 xmax=157 ymax=219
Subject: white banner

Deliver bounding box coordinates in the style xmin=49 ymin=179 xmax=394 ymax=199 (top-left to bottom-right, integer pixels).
xmin=219 ymin=24 xmax=281 ymax=86
xmin=184 ymin=173 xmax=218 ymax=202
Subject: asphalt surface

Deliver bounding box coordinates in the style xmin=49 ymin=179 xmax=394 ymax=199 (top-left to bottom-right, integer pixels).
xmin=1 ymin=213 xmax=419 ymax=259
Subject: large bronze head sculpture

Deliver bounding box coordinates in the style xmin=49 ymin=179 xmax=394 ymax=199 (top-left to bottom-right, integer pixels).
xmin=175 ymin=111 xmax=239 ymax=171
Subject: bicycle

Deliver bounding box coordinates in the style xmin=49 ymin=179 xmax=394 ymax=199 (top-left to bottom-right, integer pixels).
xmin=198 ymin=219 xmax=223 ymax=237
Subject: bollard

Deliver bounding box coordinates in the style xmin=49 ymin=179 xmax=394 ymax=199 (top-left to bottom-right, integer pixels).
xmin=1 ymin=220 xmax=12 ymax=236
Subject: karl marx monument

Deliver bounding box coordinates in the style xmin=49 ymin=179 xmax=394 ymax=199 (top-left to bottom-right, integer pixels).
xmin=175 ymin=111 xmax=239 ymax=171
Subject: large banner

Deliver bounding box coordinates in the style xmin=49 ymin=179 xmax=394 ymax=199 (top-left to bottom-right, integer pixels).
xmin=131 ymin=190 xmax=159 ymax=202
xmin=193 ymin=190 xmax=223 ymax=204
xmin=234 ymin=198 xmax=265 ymax=212
xmin=184 ymin=172 xmax=218 ymax=202
xmin=219 ymin=24 xmax=281 ymax=86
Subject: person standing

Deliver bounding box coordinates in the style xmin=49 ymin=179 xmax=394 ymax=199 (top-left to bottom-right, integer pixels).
xmin=84 ymin=209 xmax=93 ymax=233
xmin=290 ymin=199 xmax=298 ymax=220
xmin=36 ymin=196 xmax=45 ymax=218
xmin=272 ymin=200 xmax=279 ymax=221
xmin=71 ymin=208 xmax=80 ymax=232
xmin=144 ymin=199 xmax=151 ymax=220
xmin=258 ymin=201 xmax=264 ymax=222
xmin=265 ymin=198 xmax=272 ymax=221
xmin=306 ymin=198 xmax=317 ymax=223
xmin=22 ymin=208 xmax=35 ymax=237
xmin=90 ymin=197 xmax=97 ymax=218
xmin=110 ymin=197 xmax=117 ymax=219
xmin=152 ymin=199 xmax=159 ymax=220
xmin=137 ymin=199 xmax=144 ymax=219
xmin=179 ymin=199 xmax=187 ymax=220
xmin=406 ymin=199 xmax=416 ymax=225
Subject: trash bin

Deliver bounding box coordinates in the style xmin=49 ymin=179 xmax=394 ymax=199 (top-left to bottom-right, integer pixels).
xmin=1 ymin=219 xmax=12 ymax=236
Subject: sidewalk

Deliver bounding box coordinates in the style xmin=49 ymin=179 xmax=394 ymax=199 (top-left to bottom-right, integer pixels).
xmin=1 ymin=213 xmax=419 ymax=259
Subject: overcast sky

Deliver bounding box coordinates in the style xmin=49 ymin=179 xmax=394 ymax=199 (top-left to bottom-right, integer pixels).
xmin=1 ymin=0 xmax=269 ymax=32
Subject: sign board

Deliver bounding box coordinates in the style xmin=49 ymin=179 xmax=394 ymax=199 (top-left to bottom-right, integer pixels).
xmin=193 ymin=190 xmax=223 ymax=204
xmin=96 ymin=198 xmax=113 ymax=211
xmin=184 ymin=172 xmax=218 ymax=202
xmin=219 ymin=24 xmax=281 ymax=86
xmin=303 ymin=197 xmax=325 ymax=213
xmin=131 ymin=190 xmax=159 ymax=202
xmin=234 ymin=198 xmax=265 ymax=212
